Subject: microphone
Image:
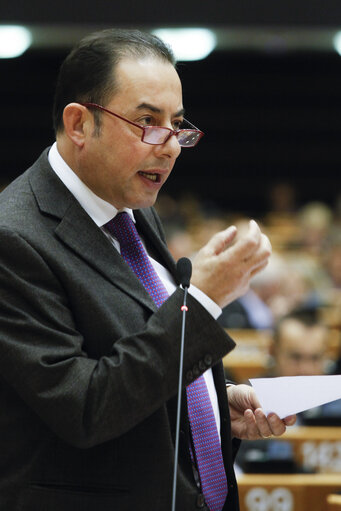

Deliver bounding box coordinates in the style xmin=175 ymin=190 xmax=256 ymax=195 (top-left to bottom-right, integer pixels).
xmin=176 ymin=257 xmax=192 ymax=289
xmin=171 ymin=257 xmax=192 ymax=511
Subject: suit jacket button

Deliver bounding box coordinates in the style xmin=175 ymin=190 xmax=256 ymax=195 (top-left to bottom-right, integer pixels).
xmin=193 ymin=364 xmax=200 ymax=377
xmin=196 ymin=493 xmax=206 ymax=508
xmin=204 ymin=354 xmax=212 ymax=366
xmin=199 ymin=360 xmax=206 ymax=372
xmin=186 ymin=370 xmax=194 ymax=382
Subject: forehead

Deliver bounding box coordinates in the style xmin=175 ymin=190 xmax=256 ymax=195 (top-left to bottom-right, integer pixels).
xmin=279 ymin=320 xmax=326 ymax=352
xmin=109 ymin=57 xmax=183 ymax=111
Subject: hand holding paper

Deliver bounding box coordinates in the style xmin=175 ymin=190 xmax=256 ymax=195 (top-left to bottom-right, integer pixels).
xmin=226 ymin=384 xmax=295 ymax=440
xmin=250 ymin=375 xmax=341 ymax=419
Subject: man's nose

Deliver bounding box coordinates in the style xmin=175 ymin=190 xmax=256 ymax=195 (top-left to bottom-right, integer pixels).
xmin=153 ymin=133 xmax=182 ymax=159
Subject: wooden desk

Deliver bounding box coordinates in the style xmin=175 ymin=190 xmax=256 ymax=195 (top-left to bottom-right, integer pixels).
xmin=279 ymin=427 xmax=341 ymax=473
xmin=327 ymin=494 xmax=341 ymax=510
xmin=237 ymin=473 xmax=341 ymax=511
xmin=223 ymin=329 xmax=272 ymax=382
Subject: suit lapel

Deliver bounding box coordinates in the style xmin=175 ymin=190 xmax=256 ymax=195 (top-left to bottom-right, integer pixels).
xmin=29 ymin=151 xmax=165 ymax=312
xmin=134 ymin=209 xmax=177 ymax=278
xmin=56 ymin=203 xmax=159 ymax=311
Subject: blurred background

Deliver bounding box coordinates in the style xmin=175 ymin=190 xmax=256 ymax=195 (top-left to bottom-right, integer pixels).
xmin=1 ymin=1 xmax=340 ymax=320
xmin=1 ymin=1 xmax=340 ymax=312
xmin=0 ymin=0 xmax=340 ymax=213
xmin=2 ymin=1 xmax=341 ymax=495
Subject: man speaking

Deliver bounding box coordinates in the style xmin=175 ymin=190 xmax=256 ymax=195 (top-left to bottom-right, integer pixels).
xmin=0 ymin=28 xmax=295 ymax=510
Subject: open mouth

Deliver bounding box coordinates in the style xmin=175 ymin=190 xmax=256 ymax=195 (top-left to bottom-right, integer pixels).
xmin=138 ymin=171 xmax=161 ymax=183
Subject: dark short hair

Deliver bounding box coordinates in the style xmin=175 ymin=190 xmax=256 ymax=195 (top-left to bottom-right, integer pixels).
xmin=273 ymin=306 xmax=324 ymax=345
xmin=52 ymin=28 xmax=176 ymax=134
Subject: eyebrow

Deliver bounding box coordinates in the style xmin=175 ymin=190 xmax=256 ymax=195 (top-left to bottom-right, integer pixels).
xmin=136 ymin=102 xmax=185 ymax=118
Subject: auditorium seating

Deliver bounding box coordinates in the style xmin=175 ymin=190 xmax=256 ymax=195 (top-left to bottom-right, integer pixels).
xmin=280 ymin=426 xmax=341 ymax=473
xmin=237 ymin=473 xmax=341 ymax=511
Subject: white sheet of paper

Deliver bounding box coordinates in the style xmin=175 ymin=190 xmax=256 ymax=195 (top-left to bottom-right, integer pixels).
xmin=249 ymin=375 xmax=341 ymax=418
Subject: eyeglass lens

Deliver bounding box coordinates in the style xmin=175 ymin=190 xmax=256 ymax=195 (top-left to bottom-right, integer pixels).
xmin=176 ymin=131 xmax=202 ymax=147
xmin=143 ymin=127 xmax=201 ymax=147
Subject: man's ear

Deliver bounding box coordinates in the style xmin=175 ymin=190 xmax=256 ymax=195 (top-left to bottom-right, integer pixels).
xmin=62 ymin=103 xmax=91 ymax=147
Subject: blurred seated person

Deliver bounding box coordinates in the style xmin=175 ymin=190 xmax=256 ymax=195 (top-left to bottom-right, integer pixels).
xmin=294 ymin=201 xmax=333 ymax=257
xmin=218 ymin=253 xmax=286 ymax=330
xmin=324 ymin=235 xmax=341 ymax=290
xmin=218 ymin=289 xmax=274 ymax=329
xmin=270 ymin=306 xmax=328 ymax=378
xmin=235 ymin=307 xmax=341 ymax=473
xmin=270 ymin=306 xmax=341 ymax=424
xmin=218 ymin=250 xmax=324 ymax=330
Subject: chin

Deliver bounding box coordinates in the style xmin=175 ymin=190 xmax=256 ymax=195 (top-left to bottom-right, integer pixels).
xmin=130 ymin=195 xmax=158 ymax=210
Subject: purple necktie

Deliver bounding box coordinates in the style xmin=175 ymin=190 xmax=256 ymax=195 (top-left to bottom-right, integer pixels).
xmin=105 ymin=212 xmax=227 ymax=511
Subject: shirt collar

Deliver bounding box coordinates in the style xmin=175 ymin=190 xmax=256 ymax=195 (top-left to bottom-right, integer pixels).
xmin=48 ymin=142 xmax=135 ymax=226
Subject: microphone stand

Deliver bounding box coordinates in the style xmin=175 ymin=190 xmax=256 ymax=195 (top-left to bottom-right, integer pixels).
xmin=171 ymin=279 xmax=189 ymax=511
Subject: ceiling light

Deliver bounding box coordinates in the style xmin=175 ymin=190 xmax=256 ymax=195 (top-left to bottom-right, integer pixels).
xmin=0 ymin=25 xmax=32 ymax=58
xmin=152 ymin=28 xmax=216 ymax=61
xmin=333 ymin=32 xmax=341 ymax=56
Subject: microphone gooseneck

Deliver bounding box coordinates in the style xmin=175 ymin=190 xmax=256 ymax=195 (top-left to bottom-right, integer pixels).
xmin=171 ymin=257 xmax=192 ymax=511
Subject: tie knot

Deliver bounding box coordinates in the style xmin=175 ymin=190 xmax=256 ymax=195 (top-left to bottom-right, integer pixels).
xmin=104 ymin=211 xmax=169 ymax=307
xmin=105 ymin=212 xmax=140 ymax=248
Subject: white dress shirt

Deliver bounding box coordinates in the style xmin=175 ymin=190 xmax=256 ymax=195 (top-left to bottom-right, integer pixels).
xmin=48 ymin=142 xmax=223 ymax=436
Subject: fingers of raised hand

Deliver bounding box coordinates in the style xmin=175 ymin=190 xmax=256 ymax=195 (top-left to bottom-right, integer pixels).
xmin=191 ymin=222 xmax=271 ymax=307
xmin=231 ymin=220 xmax=262 ymax=259
xmin=204 ymin=225 xmax=238 ymax=256
xmin=262 ymin=233 xmax=272 ymax=255
xmin=250 ymin=259 xmax=269 ymax=279
xmin=236 ymin=231 xmax=272 ymax=272
xmin=249 ymin=236 xmax=271 ymax=275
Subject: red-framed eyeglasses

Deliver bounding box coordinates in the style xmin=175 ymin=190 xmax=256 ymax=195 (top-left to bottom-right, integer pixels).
xmin=81 ymin=102 xmax=204 ymax=148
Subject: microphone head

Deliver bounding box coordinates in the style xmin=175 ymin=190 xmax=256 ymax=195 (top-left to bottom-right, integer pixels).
xmin=176 ymin=257 xmax=192 ymax=288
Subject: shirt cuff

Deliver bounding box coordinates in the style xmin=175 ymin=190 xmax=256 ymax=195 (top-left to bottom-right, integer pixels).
xmin=188 ymin=284 xmax=222 ymax=320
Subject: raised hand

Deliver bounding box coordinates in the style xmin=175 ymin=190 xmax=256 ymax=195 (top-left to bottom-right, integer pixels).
xmin=191 ymin=219 xmax=272 ymax=308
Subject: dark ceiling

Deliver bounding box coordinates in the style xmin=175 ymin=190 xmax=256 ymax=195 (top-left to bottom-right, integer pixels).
xmin=1 ymin=2 xmax=341 ymax=215
xmin=2 ymin=0 xmax=341 ymax=26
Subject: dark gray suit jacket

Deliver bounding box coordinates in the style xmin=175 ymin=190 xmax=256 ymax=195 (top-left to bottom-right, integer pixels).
xmin=0 ymin=149 xmax=239 ymax=510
